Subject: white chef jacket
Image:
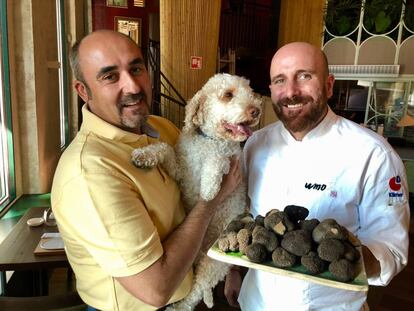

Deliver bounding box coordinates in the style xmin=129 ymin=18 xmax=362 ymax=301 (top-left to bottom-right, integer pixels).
xmin=239 ymin=108 xmax=410 ymax=311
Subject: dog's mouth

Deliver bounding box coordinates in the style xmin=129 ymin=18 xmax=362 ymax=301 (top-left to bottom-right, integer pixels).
xmin=223 ymin=121 xmax=254 ymax=138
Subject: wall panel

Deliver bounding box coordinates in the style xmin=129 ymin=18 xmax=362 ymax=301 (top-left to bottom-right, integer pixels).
xmin=160 ymin=0 xmax=221 ymax=107
xmin=278 ymin=0 xmax=325 ymax=48
xmin=9 ymin=0 xmax=63 ymax=193
xmin=32 ymin=0 xmax=61 ymax=193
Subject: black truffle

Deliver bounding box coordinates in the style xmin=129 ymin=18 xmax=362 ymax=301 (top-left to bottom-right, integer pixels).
xmin=329 ymin=259 xmax=357 ymax=282
xmin=299 ymin=218 xmax=320 ymax=233
xmin=217 ymin=235 xmax=230 ymax=252
xmin=301 ymin=251 xmax=326 ymax=275
xmin=284 ymin=205 xmax=309 ymax=223
xmin=245 ymin=243 xmax=268 ymax=263
xmin=272 ymin=247 xmax=297 ymax=268
xmin=237 ymin=228 xmax=251 ymax=254
xmin=254 ymin=215 xmax=264 ymax=227
xmin=312 ymin=219 xmax=349 ymax=243
xmin=225 ymin=219 xmax=245 ymax=233
xmin=218 ymin=231 xmax=239 ymax=252
xmin=255 ymin=215 xmax=265 ymax=227
xmin=265 ymin=209 xmax=280 ymax=216
xmin=236 ymin=212 xmax=255 ymax=224
xmin=317 ymin=238 xmax=345 ymax=262
xmin=264 ymin=211 xmax=295 ymax=236
xmin=252 ymin=226 xmax=279 ymax=253
xmin=281 ymin=229 xmax=313 ymax=257
xmin=244 ymin=221 xmax=256 ymax=232
xmin=343 ymin=241 xmax=361 ymax=262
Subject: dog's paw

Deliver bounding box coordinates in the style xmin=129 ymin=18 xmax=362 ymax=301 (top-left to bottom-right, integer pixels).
xmin=200 ymin=191 xmax=216 ymax=202
xmin=202 ymin=288 xmax=214 ymax=308
xmin=131 ymin=148 xmax=159 ymax=168
xmin=200 ymin=183 xmax=221 ymax=202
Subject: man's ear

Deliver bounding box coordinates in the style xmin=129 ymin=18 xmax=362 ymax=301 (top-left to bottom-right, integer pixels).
xmin=325 ymin=74 xmax=335 ymax=99
xmin=74 ymin=80 xmax=90 ymax=102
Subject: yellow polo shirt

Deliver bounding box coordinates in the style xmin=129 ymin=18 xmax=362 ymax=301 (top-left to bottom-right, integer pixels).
xmin=51 ymin=105 xmax=192 ymax=310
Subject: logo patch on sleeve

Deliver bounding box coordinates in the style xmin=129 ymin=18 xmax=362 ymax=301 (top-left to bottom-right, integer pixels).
xmin=389 ymin=176 xmax=402 ymax=191
xmin=388 ymin=175 xmax=404 ymax=204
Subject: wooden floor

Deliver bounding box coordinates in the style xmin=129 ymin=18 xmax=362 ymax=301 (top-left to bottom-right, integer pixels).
xmin=369 ymin=222 xmax=414 ymax=311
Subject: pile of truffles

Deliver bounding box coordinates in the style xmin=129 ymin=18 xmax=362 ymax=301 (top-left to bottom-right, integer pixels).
xmin=217 ymin=205 xmax=360 ymax=282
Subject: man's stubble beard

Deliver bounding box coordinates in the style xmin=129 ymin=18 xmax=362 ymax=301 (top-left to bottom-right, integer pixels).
xmin=86 ymin=84 xmax=151 ymax=131
xmin=272 ymin=91 xmax=328 ymax=134
xmin=121 ymin=111 xmax=149 ymax=129
xmin=118 ymin=92 xmax=150 ymax=129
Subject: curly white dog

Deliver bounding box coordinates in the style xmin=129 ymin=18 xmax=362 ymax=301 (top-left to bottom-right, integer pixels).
xmin=131 ymin=73 xmax=262 ymax=310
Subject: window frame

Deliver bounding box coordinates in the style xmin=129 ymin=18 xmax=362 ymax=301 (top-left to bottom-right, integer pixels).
xmin=57 ymin=0 xmax=70 ymax=149
xmin=0 ymin=0 xmax=16 ymax=215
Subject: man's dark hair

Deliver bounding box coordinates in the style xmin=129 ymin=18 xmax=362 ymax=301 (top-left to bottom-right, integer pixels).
xmin=69 ymin=39 xmax=85 ymax=83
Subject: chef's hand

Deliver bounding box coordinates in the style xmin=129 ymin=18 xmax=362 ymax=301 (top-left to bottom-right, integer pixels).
xmin=224 ymin=266 xmax=242 ymax=308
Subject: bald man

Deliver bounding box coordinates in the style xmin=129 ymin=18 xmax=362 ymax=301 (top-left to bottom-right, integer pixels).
xmin=225 ymin=42 xmax=409 ymax=310
xmin=51 ymin=30 xmax=241 ymax=311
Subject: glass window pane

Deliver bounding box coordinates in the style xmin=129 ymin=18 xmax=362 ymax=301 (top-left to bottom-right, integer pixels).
xmin=0 ymin=53 xmax=6 ymax=204
xmin=0 ymin=1 xmax=15 ymax=213
xmin=366 ymin=82 xmax=406 ymax=137
xmin=56 ymin=0 xmax=69 ymax=149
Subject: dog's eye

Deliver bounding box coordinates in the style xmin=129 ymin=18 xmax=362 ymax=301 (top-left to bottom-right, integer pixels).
xmin=224 ymin=91 xmax=233 ymax=99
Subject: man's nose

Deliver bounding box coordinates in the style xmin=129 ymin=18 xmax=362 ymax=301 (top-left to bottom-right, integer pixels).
xmin=284 ymin=80 xmax=300 ymax=99
xmin=120 ymin=72 xmax=141 ymax=94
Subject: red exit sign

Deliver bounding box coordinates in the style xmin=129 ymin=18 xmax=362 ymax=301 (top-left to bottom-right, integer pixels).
xmin=191 ymin=56 xmax=202 ymax=69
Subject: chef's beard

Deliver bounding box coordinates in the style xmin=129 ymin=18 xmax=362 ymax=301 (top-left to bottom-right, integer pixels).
xmin=272 ymin=94 xmax=327 ymax=133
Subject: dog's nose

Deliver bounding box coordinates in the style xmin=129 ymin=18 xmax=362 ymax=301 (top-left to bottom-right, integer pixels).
xmin=249 ymin=107 xmax=261 ymax=119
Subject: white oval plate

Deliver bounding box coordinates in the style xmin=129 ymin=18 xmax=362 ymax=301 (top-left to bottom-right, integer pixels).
xmin=40 ymin=238 xmax=64 ymax=250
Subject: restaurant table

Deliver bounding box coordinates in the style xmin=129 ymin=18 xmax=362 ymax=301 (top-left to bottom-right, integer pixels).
xmin=0 ymin=207 xmax=69 ymax=296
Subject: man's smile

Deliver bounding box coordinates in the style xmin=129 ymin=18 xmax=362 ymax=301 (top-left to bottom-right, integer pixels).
xmin=283 ymin=103 xmax=305 ymax=110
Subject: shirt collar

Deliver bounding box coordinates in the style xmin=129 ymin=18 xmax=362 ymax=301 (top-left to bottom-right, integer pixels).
xmin=80 ymin=104 xmax=160 ymax=143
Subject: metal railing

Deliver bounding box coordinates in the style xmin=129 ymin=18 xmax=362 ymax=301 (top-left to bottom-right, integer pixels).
xmin=147 ymin=40 xmax=186 ymax=129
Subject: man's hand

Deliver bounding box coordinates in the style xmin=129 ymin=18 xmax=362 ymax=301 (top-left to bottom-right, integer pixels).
xmin=224 ymin=267 xmax=243 ymax=308
xmin=362 ymin=245 xmax=381 ymax=278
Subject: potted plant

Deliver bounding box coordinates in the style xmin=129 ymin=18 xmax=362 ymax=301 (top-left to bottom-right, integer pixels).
xmin=363 ymin=0 xmax=404 ymax=34
xmin=404 ymin=0 xmax=414 ymax=31
xmin=324 ymin=0 xmax=362 ymax=36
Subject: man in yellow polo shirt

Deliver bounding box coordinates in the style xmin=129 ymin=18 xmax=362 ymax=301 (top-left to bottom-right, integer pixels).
xmin=51 ymin=30 xmax=241 ymax=311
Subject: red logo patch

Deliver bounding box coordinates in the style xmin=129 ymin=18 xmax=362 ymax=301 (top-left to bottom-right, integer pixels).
xmin=389 ymin=176 xmax=402 ymax=191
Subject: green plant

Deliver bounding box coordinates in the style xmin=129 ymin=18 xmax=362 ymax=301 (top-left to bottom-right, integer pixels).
xmin=363 ymin=0 xmax=404 ymax=33
xmin=404 ymin=0 xmax=414 ymax=30
xmin=324 ymin=0 xmax=362 ymax=35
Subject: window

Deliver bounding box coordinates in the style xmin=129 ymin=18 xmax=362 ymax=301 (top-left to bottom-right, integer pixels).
xmin=0 ymin=1 xmax=15 ymax=214
xmin=329 ymin=78 xmax=414 ymax=144
xmin=57 ymin=0 xmax=69 ymax=149
xmin=323 ymin=0 xmax=414 ymax=75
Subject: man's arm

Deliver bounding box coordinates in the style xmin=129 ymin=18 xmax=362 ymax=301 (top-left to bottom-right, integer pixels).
xmin=116 ymin=158 xmax=242 ymax=307
xmin=357 ymin=150 xmax=410 ymax=285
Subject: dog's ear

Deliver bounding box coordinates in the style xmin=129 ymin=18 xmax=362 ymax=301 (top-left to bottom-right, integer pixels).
xmin=183 ymin=91 xmax=206 ymax=132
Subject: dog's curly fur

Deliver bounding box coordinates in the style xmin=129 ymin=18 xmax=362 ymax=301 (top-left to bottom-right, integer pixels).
xmin=131 ymin=73 xmax=262 ymax=310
